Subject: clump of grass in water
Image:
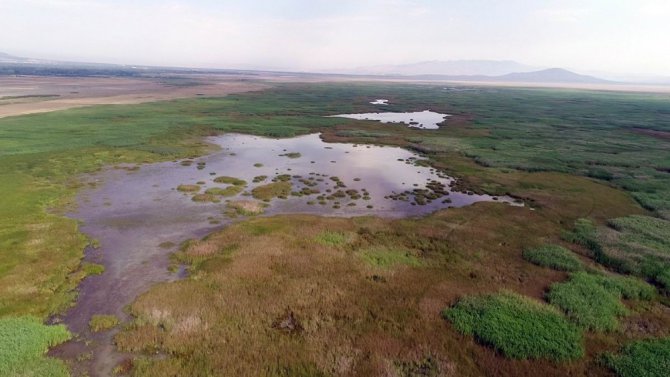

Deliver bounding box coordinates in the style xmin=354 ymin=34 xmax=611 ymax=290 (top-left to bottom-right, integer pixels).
xmin=253 ymin=163 xmax=263 ymax=167
xmin=89 ymin=314 xmax=120 ymax=332
xmin=443 ymin=292 xmax=584 ymax=361
xmin=251 ymin=181 xmax=292 ymax=201
xmin=205 ymin=186 xmax=243 ymax=197
xmin=547 ymin=271 xmax=654 ymax=332
xmin=213 ymin=176 xmax=247 ymax=186
xmin=279 ymin=152 xmax=301 ymax=159
xmin=177 ymin=184 xmax=200 ymax=192
xmin=602 ymin=337 xmax=670 ymax=377
xmin=81 ymin=262 xmax=105 ymax=276
xmin=523 ymin=244 xmax=583 ymax=271
xmin=0 ymin=316 xmax=71 ymax=377
xmin=192 ymin=193 xmax=220 ymax=203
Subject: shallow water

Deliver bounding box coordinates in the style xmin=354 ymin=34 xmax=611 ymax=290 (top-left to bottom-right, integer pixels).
xmin=53 ymin=133 xmax=515 ymax=375
xmin=329 ymin=110 xmax=449 ymax=129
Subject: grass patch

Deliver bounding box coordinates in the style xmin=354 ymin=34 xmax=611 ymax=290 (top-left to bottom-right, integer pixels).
xmin=0 ymin=316 xmax=71 ymax=377
xmin=251 ymin=181 xmax=292 ymax=201
xmin=443 ymin=292 xmax=583 ymax=361
xmin=205 ymin=186 xmax=243 ymax=197
xmin=176 ymin=184 xmax=200 ymax=192
xmin=547 ymin=272 xmax=654 ymax=331
xmin=603 ymin=337 xmax=670 ymax=377
xmin=89 ymin=314 xmax=120 ymax=332
xmin=523 ymin=244 xmax=583 ymax=271
xmin=359 ymin=246 xmax=422 ymax=268
xmin=191 ymin=193 xmax=220 ymax=203
xmin=279 ymin=152 xmax=302 ymax=159
xmin=213 ymin=176 xmax=247 ymax=186
xmin=81 ymin=262 xmax=105 ymax=276
xmin=314 ymin=231 xmax=351 ymax=247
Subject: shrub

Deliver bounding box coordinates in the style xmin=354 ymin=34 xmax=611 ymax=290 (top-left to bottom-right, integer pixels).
xmin=523 ymin=244 xmax=583 ymax=271
xmin=443 ymin=292 xmax=584 ymax=360
xmin=603 ymin=337 xmax=670 ymax=377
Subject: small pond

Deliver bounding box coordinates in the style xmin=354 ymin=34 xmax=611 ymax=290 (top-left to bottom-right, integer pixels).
xmin=329 ymin=110 xmax=449 ymax=129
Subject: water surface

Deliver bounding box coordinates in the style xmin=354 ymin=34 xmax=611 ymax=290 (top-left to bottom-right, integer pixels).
xmin=329 ymin=110 xmax=449 ymax=129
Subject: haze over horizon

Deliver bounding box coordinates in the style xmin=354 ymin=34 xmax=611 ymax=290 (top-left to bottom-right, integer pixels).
xmin=1 ymin=0 xmax=669 ymax=77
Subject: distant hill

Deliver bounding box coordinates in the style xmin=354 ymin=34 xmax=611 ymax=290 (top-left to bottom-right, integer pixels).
xmin=498 ymin=68 xmax=609 ymax=84
xmin=350 ymin=60 xmax=537 ymax=76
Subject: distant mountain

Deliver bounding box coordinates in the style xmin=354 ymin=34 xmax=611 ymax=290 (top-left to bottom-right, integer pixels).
xmin=498 ymin=68 xmax=609 ymax=84
xmin=349 ymin=60 xmax=538 ymax=76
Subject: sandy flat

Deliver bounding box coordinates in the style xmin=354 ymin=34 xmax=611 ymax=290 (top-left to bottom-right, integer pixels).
xmin=0 ymin=75 xmax=269 ymax=118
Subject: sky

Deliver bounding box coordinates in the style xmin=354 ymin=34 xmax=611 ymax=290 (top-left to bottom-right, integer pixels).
xmin=1 ymin=0 xmax=669 ymax=76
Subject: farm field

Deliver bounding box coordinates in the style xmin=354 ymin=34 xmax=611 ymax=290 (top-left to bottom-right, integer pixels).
xmin=1 ymin=80 xmax=669 ymax=376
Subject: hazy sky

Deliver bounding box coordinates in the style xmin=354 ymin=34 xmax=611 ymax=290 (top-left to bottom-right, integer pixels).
xmin=1 ymin=0 xmax=669 ymax=76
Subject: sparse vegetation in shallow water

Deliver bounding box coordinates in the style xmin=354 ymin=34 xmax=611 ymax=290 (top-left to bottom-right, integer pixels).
xmin=205 ymin=186 xmax=243 ymax=197
xmin=226 ymin=200 xmax=266 ymax=216
xmin=279 ymin=152 xmax=302 ymax=158
xmin=603 ymin=337 xmax=670 ymax=377
xmin=191 ymin=193 xmax=220 ymax=203
xmin=251 ymin=181 xmax=292 ymax=201
xmin=213 ymin=176 xmax=247 ymax=186
xmin=253 ymin=163 xmax=263 ymax=167
xmin=0 ymin=316 xmax=71 ymax=377
xmin=522 ymin=244 xmax=583 ymax=271
xmin=252 ymin=175 xmax=268 ymax=183
xmin=443 ymin=292 xmax=584 ymax=361
xmin=176 ymin=184 xmax=200 ymax=192
xmin=89 ymin=314 xmax=120 ymax=332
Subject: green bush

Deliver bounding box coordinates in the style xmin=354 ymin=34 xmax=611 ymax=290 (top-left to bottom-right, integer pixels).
xmin=0 ymin=316 xmax=71 ymax=377
xmin=443 ymin=292 xmax=583 ymax=361
xmin=523 ymin=244 xmax=583 ymax=271
xmin=603 ymin=337 xmax=670 ymax=377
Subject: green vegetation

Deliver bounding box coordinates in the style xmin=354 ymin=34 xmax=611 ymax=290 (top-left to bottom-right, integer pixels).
xmin=279 ymin=152 xmax=301 ymax=158
xmin=176 ymin=184 xmax=200 ymax=192
xmin=314 ymin=231 xmax=351 ymax=247
xmin=251 ymin=181 xmax=292 ymax=201
xmin=547 ymin=272 xmax=653 ymax=331
xmin=205 ymin=186 xmax=243 ymax=197
xmin=0 ymin=316 xmax=71 ymax=377
xmin=522 ymin=244 xmax=583 ymax=271
xmin=359 ymin=246 xmax=422 ymax=268
xmin=213 ymin=176 xmax=247 ymax=186
xmin=603 ymin=338 xmax=670 ymax=377
xmin=443 ymin=292 xmax=583 ymax=360
xmin=81 ymin=262 xmax=105 ymax=276
xmin=89 ymin=314 xmax=120 ymax=332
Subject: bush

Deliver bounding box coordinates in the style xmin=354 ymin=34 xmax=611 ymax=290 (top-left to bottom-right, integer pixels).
xmin=603 ymin=337 xmax=670 ymax=377
xmin=523 ymin=244 xmax=583 ymax=271
xmin=0 ymin=316 xmax=71 ymax=377
xmin=443 ymin=292 xmax=583 ymax=361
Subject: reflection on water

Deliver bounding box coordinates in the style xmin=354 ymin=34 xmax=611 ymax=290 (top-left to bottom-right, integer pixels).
xmin=54 ymin=133 xmax=516 ymax=376
xmin=329 ymin=110 xmax=449 ymax=129
xmin=370 ymin=99 xmax=389 ymax=105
